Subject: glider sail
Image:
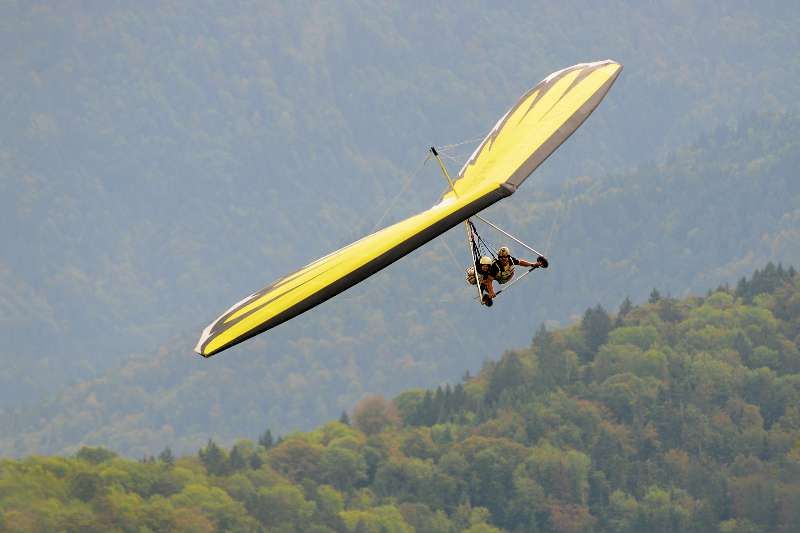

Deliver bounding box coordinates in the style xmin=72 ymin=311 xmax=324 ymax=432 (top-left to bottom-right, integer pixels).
xmin=195 ymin=60 xmax=622 ymax=357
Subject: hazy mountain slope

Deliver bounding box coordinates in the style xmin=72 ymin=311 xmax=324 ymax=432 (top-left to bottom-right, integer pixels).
xmin=3 ymin=1 xmax=800 ymax=405
xmin=516 ymin=112 xmax=800 ymax=321
xmin=3 ymin=113 xmax=798 ymax=457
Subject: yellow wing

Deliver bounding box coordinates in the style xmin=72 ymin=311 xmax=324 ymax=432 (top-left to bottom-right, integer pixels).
xmin=195 ymin=60 xmax=622 ymax=357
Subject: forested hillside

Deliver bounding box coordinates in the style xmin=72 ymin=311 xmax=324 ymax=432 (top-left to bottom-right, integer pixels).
xmin=3 ymin=1 xmax=800 ymax=456
xmin=4 ymin=111 xmax=798 ymax=457
xmin=2 ymin=266 xmax=798 ymax=532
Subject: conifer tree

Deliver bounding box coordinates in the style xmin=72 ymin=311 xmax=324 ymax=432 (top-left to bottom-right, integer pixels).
xmin=229 ymin=445 xmax=247 ymax=471
xmin=249 ymin=453 xmax=263 ymax=470
xmin=259 ymin=429 xmax=274 ymax=449
xmin=616 ymin=296 xmax=633 ymax=326
xmin=581 ymin=305 xmax=612 ymax=361
xmin=158 ymin=446 xmax=175 ymax=468
xmin=649 ymin=288 xmax=662 ymax=304
xmin=199 ymin=439 xmax=228 ymax=476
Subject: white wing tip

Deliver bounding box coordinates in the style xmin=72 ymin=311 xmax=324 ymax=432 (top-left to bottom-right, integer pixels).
xmin=194 ymin=324 xmax=213 ymax=355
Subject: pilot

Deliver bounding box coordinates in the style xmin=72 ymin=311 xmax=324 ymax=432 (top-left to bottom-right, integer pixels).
xmin=493 ymin=246 xmax=545 ymax=285
xmin=476 ymin=255 xmax=499 ymax=305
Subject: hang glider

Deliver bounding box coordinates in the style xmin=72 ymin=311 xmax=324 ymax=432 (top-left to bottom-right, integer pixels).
xmin=195 ymin=60 xmax=622 ymax=357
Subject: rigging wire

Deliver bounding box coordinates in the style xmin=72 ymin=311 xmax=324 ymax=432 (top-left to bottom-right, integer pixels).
xmin=543 ymin=198 xmax=563 ymax=257
xmin=368 ymin=153 xmax=431 ymax=234
xmin=438 ymin=152 xmax=464 ymax=165
xmin=439 ymin=238 xmax=468 ymax=274
xmin=543 ymin=186 xmax=572 ymax=257
xmin=437 ymin=134 xmax=487 ymax=152
xmin=493 ymin=266 xmax=538 ymax=299
xmin=474 ymin=214 xmax=545 ymax=259
xmin=469 ymin=221 xmax=497 ymax=260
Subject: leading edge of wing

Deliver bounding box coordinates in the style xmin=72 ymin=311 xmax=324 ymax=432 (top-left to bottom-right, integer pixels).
xmin=195 ymin=184 xmax=513 ymax=357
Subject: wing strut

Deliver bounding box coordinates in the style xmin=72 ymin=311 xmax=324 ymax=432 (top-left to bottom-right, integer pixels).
xmin=431 ymin=146 xmax=490 ymax=305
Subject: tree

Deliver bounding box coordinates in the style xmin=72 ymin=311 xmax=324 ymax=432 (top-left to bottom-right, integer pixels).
xmin=170 ymin=484 xmax=255 ymax=531
xmin=68 ymin=471 xmax=104 ymax=502
xmin=649 ymin=288 xmax=662 ymax=304
xmin=581 ymin=305 xmax=612 ymax=361
xmin=251 ymin=484 xmax=316 ymax=530
xmin=400 ymin=430 xmax=437 ymax=460
xmin=320 ymin=446 xmax=367 ymax=491
xmin=547 ymin=502 xmax=596 ymax=533
xmin=728 ymin=474 xmax=778 ymax=529
xmin=616 ymin=296 xmax=634 ymax=326
xmin=522 ymin=442 xmax=591 ymax=504
xmin=339 ymin=505 xmax=413 ymax=533
xmin=463 ymin=524 xmax=503 ymax=533
xmin=158 ymin=447 xmax=175 ymax=468
xmin=339 ymin=410 xmax=351 ymax=426
xmin=606 ymin=490 xmax=639 ymax=533
xmin=228 ymin=445 xmax=247 ymax=471
xmin=394 ymin=389 xmax=426 ymax=425
xmin=172 ymin=507 xmax=215 ymax=533
xmin=141 ymin=496 xmax=177 ymax=532
xmin=659 ymin=298 xmax=682 ymax=322
xmin=258 ymin=429 xmax=274 ymax=449
xmin=635 ymin=486 xmax=692 ymax=533
xmin=534 ymin=325 xmax=578 ymax=389
xmin=457 ymin=436 xmax=529 ymax=525
xmin=734 ymin=332 xmax=754 ymax=364
xmin=314 ymin=485 xmax=345 ymax=530
xmin=76 ymin=446 xmax=117 ymax=464
xmin=373 ymin=457 xmax=436 ymax=503
xmin=718 ymin=518 xmax=765 ymax=533
xmin=736 ymin=262 xmax=794 ymax=303
xmin=609 ymin=323 xmax=659 ymax=351
xmin=398 ymin=503 xmax=454 ymax=533
xmin=353 ymin=395 xmax=399 ymax=435
xmin=268 ymin=438 xmax=325 ymax=483
xmin=486 ymin=352 xmax=530 ymax=405
xmin=597 ymin=373 xmax=660 ymax=424
xmin=198 ymin=439 xmax=228 ymax=476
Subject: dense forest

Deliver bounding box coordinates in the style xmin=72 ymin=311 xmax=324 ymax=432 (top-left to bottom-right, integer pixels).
xmin=2 ymin=265 xmax=798 ymax=532
xmin=3 ymin=2 xmax=800 ymax=456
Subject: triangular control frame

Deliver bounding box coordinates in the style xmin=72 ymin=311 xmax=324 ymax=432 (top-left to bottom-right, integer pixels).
xmin=430 ymin=147 xmax=548 ymax=304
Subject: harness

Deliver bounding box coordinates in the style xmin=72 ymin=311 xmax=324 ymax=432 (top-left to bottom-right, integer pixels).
xmin=495 ymin=259 xmax=515 ymax=284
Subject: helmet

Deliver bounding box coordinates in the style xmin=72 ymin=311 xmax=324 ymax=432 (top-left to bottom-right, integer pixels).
xmin=498 ymin=246 xmax=511 ymax=257
xmin=479 ymin=256 xmax=492 ymax=265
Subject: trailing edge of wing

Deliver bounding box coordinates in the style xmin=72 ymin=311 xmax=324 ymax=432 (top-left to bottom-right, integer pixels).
xmin=195 ymin=60 xmax=622 ymax=357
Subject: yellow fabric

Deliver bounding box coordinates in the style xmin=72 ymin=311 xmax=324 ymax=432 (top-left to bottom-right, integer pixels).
xmin=197 ymin=183 xmax=496 ymax=356
xmin=195 ymin=60 xmax=621 ymax=357
xmin=447 ymin=61 xmax=621 ymax=199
